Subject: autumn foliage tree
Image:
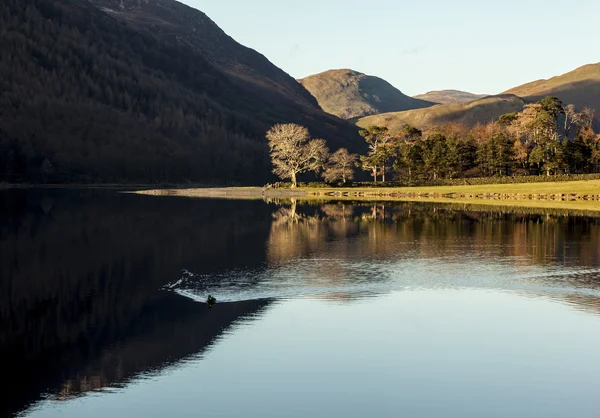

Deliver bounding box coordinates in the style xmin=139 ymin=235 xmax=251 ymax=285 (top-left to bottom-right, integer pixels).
xmin=355 ymin=97 xmax=599 ymax=183
xmin=266 ymin=124 xmax=329 ymax=187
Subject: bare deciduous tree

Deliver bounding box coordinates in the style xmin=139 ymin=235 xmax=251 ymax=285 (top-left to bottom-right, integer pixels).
xmin=322 ymin=148 xmax=357 ymax=183
xmin=581 ymin=107 xmax=596 ymax=130
xmin=564 ymin=104 xmax=577 ymax=137
xmin=266 ymin=124 xmax=329 ymax=188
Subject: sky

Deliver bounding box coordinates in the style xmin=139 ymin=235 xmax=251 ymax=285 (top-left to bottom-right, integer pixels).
xmin=190 ymin=0 xmax=600 ymax=96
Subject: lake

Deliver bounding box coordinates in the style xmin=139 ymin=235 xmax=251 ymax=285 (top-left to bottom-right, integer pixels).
xmin=2 ymin=189 xmax=600 ymax=418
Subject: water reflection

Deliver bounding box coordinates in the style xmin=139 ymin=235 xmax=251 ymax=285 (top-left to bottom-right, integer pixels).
xmin=171 ymin=199 xmax=600 ymax=303
xmin=267 ymin=199 xmax=600 ymax=266
xmin=1 ymin=191 xmax=600 ymax=417
xmin=0 ymin=190 xmax=273 ymax=417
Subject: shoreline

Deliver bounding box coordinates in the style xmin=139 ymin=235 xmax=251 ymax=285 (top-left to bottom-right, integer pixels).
xmin=130 ymin=183 xmax=600 ymax=212
xmin=5 ymin=181 xmax=600 ymax=212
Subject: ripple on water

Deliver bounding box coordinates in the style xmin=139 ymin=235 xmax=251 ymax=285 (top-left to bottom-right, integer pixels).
xmin=164 ymin=256 xmax=600 ymax=304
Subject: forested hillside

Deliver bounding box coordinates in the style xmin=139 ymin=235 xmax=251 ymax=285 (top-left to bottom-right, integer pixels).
xmin=87 ymin=0 xmax=320 ymax=109
xmin=0 ymin=0 xmax=360 ymax=184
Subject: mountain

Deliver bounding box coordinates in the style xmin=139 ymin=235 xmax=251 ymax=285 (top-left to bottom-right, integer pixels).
xmin=86 ymin=0 xmax=318 ymax=108
xmin=299 ymin=69 xmax=434 ymax=120
xmin=357 ymin=95 xmax=526 ymax=132
xmin=504 ymin=62 xmax=600 ymax=120
xmin=413 ymin=90 xmax=488 ymax=104
xmin=357 ymin=63 xmax=600 ymax=132
xmin=0 ymin=0 xmax=361 ymax=184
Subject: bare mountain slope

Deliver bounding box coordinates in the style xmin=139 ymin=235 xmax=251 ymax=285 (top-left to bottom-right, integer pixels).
xmin=299 ymin=69 xmax=434 ymax=120
xmin=413 ymin=90 xmax=487 ymax=104
xmin=357 ymin=95 xmax=526 ymax=132
xmin=358 ymin=63 xmax=600 ymax=133
xmin=504 ymin=62 xmax=600 ymax=121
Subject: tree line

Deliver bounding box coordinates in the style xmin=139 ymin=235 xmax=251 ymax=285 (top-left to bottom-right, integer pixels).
xmin=267 ymin=97 xmax=600 ymax=186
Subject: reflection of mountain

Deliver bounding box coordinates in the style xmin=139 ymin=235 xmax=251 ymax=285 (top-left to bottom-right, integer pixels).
xmin=0 ymin=190 xmax=274 ymax=417
xmin=556 ymin=293 xmax=600 ymax=316
xmin=54 ymin=296 xmax=270 ymax=399
xmin=4 ymin=192 xmax=600 ymax=416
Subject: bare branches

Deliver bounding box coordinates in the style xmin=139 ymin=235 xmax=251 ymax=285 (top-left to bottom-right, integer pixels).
xmin=266 ymin=124 xmax=329 ymax=187
xmin=323 ymin=148 xmax=357 ymax=183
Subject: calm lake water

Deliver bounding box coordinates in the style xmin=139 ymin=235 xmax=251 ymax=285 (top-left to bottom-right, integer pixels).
xmin=2 ymin=190 xmax=600 ymax=418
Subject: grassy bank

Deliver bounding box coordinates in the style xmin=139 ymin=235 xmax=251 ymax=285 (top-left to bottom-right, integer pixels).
xmin=132 ymin=179 xmax=600 ymax=212
xmin=300 ymin=194 xmax=600 ymax=214
xmin=302 ymin=179 xmax=600 ymax=197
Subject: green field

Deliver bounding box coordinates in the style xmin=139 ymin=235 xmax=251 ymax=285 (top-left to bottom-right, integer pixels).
xmin=130 ymin=179 xmax=600 ymax=213
xmin=302 ymin=179 xmax=600 ymax=196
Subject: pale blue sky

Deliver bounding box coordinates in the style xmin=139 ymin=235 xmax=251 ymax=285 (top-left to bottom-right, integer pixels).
xmin=191 ymin=0 xmax=599 ymax=96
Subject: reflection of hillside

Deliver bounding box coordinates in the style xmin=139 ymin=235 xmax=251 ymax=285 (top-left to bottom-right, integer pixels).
xmin=4 ymin=192 xmax=600 ymax=416
xmin=54 ymin=295 xmax=270 ymax=400
xmin=0 ymin=190 xmax=273 ymax=417
xmin=556 ymin=293 xmax=600 ymax=316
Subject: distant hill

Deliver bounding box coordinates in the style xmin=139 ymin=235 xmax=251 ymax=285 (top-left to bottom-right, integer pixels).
xmin=358 ymin=63 xmax=600 ymax=132
xmin=299 ymin=69 xmax=434 ymax=120
xmin=504 ymin=62 xmax=600 ymax=122
xmin=0 ymin=0 xmax=362 ymax=184
xmin=413 ymin=90 xmax=487 ymax=104
xmin=357 ymin=95 xmax=526 ymax=132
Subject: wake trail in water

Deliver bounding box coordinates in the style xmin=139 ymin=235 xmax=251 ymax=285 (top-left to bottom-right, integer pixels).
xmin=162 ymin=259 xmax=600 ymax=304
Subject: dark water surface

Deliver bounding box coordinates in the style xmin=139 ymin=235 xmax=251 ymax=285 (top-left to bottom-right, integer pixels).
xmin=2 ymin=190 xmax=600 ymax=418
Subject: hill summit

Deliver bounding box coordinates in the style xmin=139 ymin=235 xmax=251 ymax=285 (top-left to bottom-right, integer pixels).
xmin=299 ymin=69 xmax=434 ymax=120
xmin=413 ymin=90 xmax=487 ymax=105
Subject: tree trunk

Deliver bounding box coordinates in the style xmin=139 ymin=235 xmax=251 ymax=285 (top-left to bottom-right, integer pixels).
xmin=291 ymin=172 xmax=297 ymax=188
xmin=382 ymin=166 xmax=386 ymax=183
xmin=290 ymin=198 xmax=297 ymax=221
xmin=372 ymin=168 xmax=377 ymax=183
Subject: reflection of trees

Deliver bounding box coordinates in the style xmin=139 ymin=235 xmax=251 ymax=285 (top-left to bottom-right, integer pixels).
xmin=272 ymin=199 xmax=307 ymax=225
xmin=267 ymin=200 xmax=600 ymax=269
xmin=3 ymin=191 xmax=600 ymax=416
xmin=266 ymin=200 xmax=600 ymax=308
xmin=320 ymin=203 xmax=354 ymax=220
